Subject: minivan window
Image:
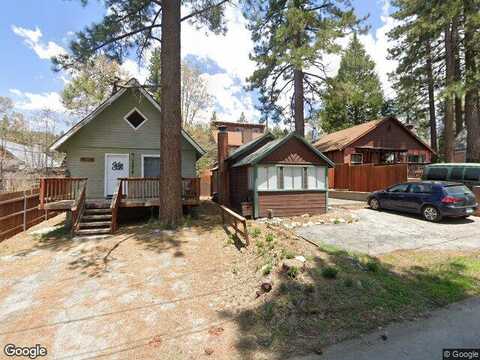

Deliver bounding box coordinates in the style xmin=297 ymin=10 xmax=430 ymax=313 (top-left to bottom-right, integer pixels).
xmin=464 ymin=168 xmax=480 ymax=181
xmin=450 ymin=167 xmax=464 ymax=181
xmin=426 ymin=167 xmax=448 ymax=180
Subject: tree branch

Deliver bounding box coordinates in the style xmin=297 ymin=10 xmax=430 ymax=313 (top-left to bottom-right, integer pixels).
xmin=181 ymin=0 xmax=230 ymax=22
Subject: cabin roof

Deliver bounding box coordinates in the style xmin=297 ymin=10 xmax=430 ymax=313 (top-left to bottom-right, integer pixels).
xmin=232 ymin=132 xmax=335 ymax=168
xmin=314 ymin=117 xmax=435 ymax=154
xmin=226 ymin=132 xmax=275 ymax=162
xmin=49 ymin=78 xmax=205 ymax=157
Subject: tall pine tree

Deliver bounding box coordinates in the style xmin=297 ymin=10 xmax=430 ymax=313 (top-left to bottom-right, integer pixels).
xmin=320 ymin=33 xmax=384 ymax=132
xmin=243 ymin=0 xmax=359 ymax=136
xmin=54 ymin=0 xmax=230 ymax=225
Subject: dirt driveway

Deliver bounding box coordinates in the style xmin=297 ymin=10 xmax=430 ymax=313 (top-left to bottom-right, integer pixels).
xmin=0 ymin=212 xmax=262 ymax=360
xmin=297 ymin=208 xmax=480 ymax=255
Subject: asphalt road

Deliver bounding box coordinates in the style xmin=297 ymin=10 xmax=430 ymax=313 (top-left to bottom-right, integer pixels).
xmin=291 ymin=297 xmax=480 ymax=360
xmin=296 ymin=208 xmax=480 ymax=255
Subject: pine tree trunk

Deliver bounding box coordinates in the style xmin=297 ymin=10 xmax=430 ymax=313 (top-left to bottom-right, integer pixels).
xmin=425 ymin=41 xmax=438 ymax=160
xmin=159 ymin=0 xmax=183 ymax=225
xmin=453 ymin=23 xmax=463 ymax=136
xmin=464 ymin=0 xmax=480 ymax=162
xmin=444 ymin=24 xmax=456 ymax=162
xmin=293 ymin=68 xmax=304 ymax=137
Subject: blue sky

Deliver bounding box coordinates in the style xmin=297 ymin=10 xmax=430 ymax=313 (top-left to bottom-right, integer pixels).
xmin=0 ymin=0 xmax=396 ymax=127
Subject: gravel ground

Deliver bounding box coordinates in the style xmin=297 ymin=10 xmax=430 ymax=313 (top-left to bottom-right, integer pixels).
xmin=296 ymin=208 xmax=480 ymax=255
xmin=0 ymin=213 xmax=261 ymax=360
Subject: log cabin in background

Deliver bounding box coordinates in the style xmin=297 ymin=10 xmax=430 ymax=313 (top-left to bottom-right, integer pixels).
xmin=314 ymin=117 xmax=435 ymax=178
xmin=213 ymin=126 xmax=334 ymax=218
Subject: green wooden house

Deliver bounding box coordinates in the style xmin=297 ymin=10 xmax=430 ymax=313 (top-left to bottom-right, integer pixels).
xmin=40 ymin=78 xmax=205 ymax=236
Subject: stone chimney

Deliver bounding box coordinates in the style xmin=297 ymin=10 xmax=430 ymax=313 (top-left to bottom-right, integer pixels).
xmin=217 ymin=125 xmax=229 ymax=206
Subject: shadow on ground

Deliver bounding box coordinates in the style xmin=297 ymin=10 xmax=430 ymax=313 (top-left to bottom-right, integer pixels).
xmin=219 ymin=236 xmax=480 ymax=359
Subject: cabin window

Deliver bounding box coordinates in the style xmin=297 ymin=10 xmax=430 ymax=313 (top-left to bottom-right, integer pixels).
xmin=257 ymin=166 xmax=277 ymax=190
xmin=248 ymin=167 xmax=254 ymax=190
xmin=350 ymin=153 xmax=363 ymax=164
xmin=142 ymin=155 xmax=160 ymax=177
xmin=274 ymin=166 xmax=326 ymax=191
xmin=125 ymin=108 xmax=147 ymax=130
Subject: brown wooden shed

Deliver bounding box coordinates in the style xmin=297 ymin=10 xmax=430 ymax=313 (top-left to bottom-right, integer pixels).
xmin=215 ymin=129 xmax=335 ymax=218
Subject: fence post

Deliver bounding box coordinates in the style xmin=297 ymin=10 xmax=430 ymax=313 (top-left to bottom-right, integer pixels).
xmin=23 ymin=190 xmax=27 ymax=231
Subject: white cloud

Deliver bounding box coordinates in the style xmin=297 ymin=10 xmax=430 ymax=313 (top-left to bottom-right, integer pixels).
xmin=199 ymin=73 xmax=258 ymax=122
xmin=321 ymin=0 xmax=399 ymax=98
xmin=182 ymin=5 xmax=255 ymax=83
xmin=12 ymin=25 xmax=66 ymax=60
xmin=9 ymin=89 xmax=65 ymax=113
xmin=357 ymin=0 xmax=399 ymax=98
xmin=120 ymin=59 xmax=149 ymax=83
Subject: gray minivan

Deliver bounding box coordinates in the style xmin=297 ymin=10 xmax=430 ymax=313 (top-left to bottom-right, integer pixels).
xmin=423 ymin=163 xmax=480 ymax=189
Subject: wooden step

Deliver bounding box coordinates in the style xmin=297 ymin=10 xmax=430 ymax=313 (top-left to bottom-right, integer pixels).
xmin=86 ymin=202 xmax=111 ymax=209
xmin=75 ymin=228 xmax=111 ymax=236
xmin=84 ymin=208 xmax=111 ymax=215
xmin=82 ymin=214 xmax=112 ymax=221
xmin=79 ymin=221 xmax=111 ymax=228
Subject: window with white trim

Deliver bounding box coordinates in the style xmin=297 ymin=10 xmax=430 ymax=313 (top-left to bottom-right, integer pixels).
xmin=258 ymin=166 xmax=277 ymax=190
xmin=350 ymin=153 xmax=363 ymax=164
xmin=125 ymin=109 xmax=147 ymax=129
xmin=257 ymin=165 xmax=326 ymax=191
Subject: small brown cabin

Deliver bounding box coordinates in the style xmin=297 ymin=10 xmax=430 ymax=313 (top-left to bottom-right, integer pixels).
xmin=314 ymin=117 xmax=434 ymax=166
xmin=214 ymin=127 xmax=334 ymax=218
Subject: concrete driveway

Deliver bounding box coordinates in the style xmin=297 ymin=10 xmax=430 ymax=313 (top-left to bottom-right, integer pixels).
xmin=296 ymin=208 xmax=480 ymax=255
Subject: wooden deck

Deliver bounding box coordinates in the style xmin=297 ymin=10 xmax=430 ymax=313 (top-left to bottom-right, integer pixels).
xmin=39 ymin=177 xmax=201 ymax=233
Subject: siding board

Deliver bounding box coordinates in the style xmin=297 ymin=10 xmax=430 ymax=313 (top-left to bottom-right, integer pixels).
xmin=258 ymin=191 xmax=326 ymax=217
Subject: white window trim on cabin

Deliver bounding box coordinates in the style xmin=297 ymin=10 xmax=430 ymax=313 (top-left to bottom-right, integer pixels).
xmin=141 ymin=154 xmax=160 ymax=177
xmin=124 ymin=107 xmax=149 ymax=131
xmin=256 ymin=164 xmax=327 ymax=191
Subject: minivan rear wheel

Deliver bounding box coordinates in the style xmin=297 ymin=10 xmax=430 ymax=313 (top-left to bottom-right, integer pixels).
xmin=422 ymin=205 xmax=441 ymax=222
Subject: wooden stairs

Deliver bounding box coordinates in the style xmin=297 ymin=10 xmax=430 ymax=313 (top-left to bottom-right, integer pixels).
xmin=74 ymin=202 xmax=112 ymax=237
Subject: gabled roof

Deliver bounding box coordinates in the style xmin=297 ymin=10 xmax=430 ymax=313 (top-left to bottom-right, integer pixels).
xmin=226 ymin=131 xmax=275 ymax=162
xmin=233 ymin=132 xmax=335 ymax=168
xmin=50 ymin=78 xmax=205 ymax=156
xmin=314 ymin=117 xmax=435 ymax=154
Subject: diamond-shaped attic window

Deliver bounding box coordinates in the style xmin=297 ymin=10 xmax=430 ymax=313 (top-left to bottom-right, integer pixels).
xmin=125 ymin=109 xmax=147 ymax=130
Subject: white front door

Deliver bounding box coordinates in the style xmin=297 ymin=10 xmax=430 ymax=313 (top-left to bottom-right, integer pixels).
xmin=105 ymin=154 xmax=129 ymax=197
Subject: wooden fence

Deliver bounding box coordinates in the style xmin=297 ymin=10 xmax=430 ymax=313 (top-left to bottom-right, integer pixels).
xmin=329 ymin=163 xmax=408 ymax=192
xmin=200 ymin=171 xmax=212 ymax=198
xmin=0 ymin=188 xmax=58 ymax=241
xmin=218 ymin=204 xmax=249 ymax=246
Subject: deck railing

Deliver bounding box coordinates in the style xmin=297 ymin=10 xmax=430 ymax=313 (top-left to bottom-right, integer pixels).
xmin=116 ymin=177 xmax=200 ymax=203
xmin=39 ymin=177 xmax=88 ymax=209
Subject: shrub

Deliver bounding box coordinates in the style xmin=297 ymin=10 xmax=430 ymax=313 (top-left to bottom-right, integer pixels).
xmin=321 ymin=266 xmax=338 ymax=279
xmin=265 ymin=233 xmax=275 ymax=243
xmin=365 ymin=260 xmax=380 ymax=273
xmin=251 ymin=227 xmax=261 ymax=238
xmin=262 ymin=263 xmax=273 ymax=275
xmin=343 ymin=277 xmax=354 ymax=287
xmin=281 ymin=248 xmax=295 ymax=259
xmin=287 ymin=266 xmax=299 ymax=279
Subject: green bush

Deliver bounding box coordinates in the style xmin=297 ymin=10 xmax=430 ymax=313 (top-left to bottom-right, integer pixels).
xmin=287 ymin=266 xmax=299 ymax=279
xmin=343 ymin=277 xmax=354 ymax=287
xmin=251 ymin=227 xmax=262 ymax=238
xmin=321 ymin=266 xmax=338 ymax=279
xmin=265 ymin=233 xmax=275 ymax=243
xmin=365 ymin=260 xmax=380 ymax=273
xmin=262 ymin=263 xmax=273 ymax=275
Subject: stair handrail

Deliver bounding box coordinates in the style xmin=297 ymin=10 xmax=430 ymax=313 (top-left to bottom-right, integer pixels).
xmin=110 ymin=179 xmax=123 ymax=233
xmin=71 ymin=180 xmax=87 ymax=235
